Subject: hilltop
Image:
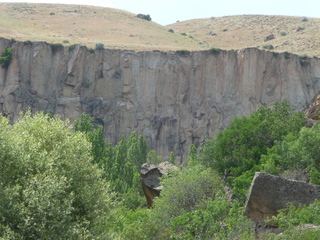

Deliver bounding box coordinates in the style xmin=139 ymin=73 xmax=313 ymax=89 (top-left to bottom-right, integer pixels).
xmin=169 ymin=15 xmax=320 ymax=57
xmin=0 ymin=3 xmax=320 ymax=56
xmin=0 ymin=2 xmax=203 ymax=51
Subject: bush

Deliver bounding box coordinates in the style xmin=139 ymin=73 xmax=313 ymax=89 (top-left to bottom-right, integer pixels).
xmin=209 ymin=47 xmax=221 ymax=54
xmin=168 ymin=28 xmax=174 ymax=33
xmin=69 ymin=44 xmax=76 ymax=51
xmin=49 ymin=43 xmax=63 ymax=53
xmin=200 ymin=101 xmax=305 ymax=178
xmin=300 ymin=53 xmax=308 ymax=59
xmin=279 ymin=30 xmax=287 ymax=36
xmin=180 ymin=32 xmax=187 ymax=36
xmin=63 ymin=39 xmax=69 ymax=43
xmin=0 ymin=111 xmax=114 ymax=239
xmin=95 ymin=42 xmax=104 ymax=50
xmin=0 ymin=47 xmax=12 ymax=68
xmin=24 ymin=40 xmax=32 ymax=45
xmin=176 ymin=49 xmax=190 ymax=56
xmin=261 ymin=124 xmax=320 ymax=178
xmin=152 ymin=165 xmax=224 ymax=220
xmin=301 ymin=16 xmax=309 ymax=22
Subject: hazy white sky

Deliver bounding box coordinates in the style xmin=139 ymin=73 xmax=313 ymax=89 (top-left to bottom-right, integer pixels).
xmin=1 ymin=0 xmax=320 ymax=25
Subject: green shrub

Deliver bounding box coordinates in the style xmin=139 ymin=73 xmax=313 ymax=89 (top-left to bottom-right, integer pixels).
xmin=300 ymin=53 xmax=308 ymax=59
xmin=95 ymin=42 xmax=104 ymax=50
xmin=200 ymin=101 xmax=305 ymax=178
xmin=69 ymin=44 xmax=76 ymax=51
xmin=0 ymin=47 xmax=12 ymax=69
xmin=152 ymin=165 xmax=224 ymax=220
xmin=63 ymin=39 xmax=69 ymax=43
xmin=223 ymin=28 xmax=228 ymax=32
xmin=176 ymin=49 xmax=190 ymax=56
xmin=23 ymin=40 xmax=32 ymax=45
xmin=89 ymin=48 xmax=95 ymax=53
xmin=301 ymin=16 xmax=309 ymax=22
xmin=0 ymin=111 xmax=114 ymax=239
xmin=145 ymin=14 xmax=152 ymax=21
xmin=261 ymin=125 xmax=320 ymax=175
xmin=168 ymin=28 xmax=174 ymax=33
xmin=209 ymin=47 xmax=222 ymax=54
xmin=211 ymin=16 xmax=215 ymax=20
xmin=180 ymin=32 xmax=187 ymax=36
xmin=284 ymin=51 xmax=290 ymax=59
xmin=50 ymin=43 xmax=63 ymax=53
xmin=279 ymin=30 xmax=287 ymax=36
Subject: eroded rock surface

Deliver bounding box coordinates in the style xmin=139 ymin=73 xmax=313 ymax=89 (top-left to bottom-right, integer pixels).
xmin=1 ymin=38 xmax=320 ymax=162
xmin=140 ymin=161 xmax=177 ymax=207
xmin=245 ymin=172 xmax=320 ymax=226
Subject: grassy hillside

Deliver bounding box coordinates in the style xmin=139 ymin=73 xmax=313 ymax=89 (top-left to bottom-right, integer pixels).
xmin=1 ymin=3 xmax=320 ymax=56
xmin=168 ymin=15 xmax=320 ymax=56
xmin=0 ymin=2 xmax=203 ymax=51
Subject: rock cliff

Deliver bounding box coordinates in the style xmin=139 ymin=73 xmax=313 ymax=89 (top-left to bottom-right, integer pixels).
xmin=1 ymin=38 xmax=320 ymax=162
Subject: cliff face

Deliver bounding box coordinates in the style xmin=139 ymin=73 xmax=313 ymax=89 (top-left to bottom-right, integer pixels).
xmin=1 ymin=38 xmax=320 ymax=162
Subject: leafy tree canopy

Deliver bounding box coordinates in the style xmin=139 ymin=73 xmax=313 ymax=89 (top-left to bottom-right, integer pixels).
xmin=0 ymin=111 xmax=113 ymax=239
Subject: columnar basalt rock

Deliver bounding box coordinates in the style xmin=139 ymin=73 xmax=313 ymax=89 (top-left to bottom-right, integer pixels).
xmin=1 ymin=38 xmax=320 ymax=162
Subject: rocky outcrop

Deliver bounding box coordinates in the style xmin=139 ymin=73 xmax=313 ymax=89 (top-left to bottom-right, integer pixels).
xmin=1 ymin=38 xmax=320 ymax=162
xmin=140 ymin=161 xmax=177 ymax=207
xmin=245 ymin=172 xmax=320 ymax=226
xmin=305 ymin=91 xmax=320 ymax=120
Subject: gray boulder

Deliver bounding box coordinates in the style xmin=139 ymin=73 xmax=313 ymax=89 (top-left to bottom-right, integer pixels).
xmin=264 ymin=34 xmax=275 ymax=41
xmin=140 ymin=161 xmax=177 ymax=208
xmin=245 ymin=172 xmax=320 ymax=226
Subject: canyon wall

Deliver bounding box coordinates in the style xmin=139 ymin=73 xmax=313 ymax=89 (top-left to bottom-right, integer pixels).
xmin=1 ymin=38 xmax=320 ymax=162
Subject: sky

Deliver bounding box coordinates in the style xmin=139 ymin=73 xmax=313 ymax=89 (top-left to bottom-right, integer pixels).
xmin=1 ymin=0 xmax=320 ymax=25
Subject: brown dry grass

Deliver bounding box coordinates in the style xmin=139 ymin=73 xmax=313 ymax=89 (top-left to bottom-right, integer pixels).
xmin=168 ymin=15 xmax=320 ymax=56
xmin=1 ymin=3 xmax=320 ymax=56
xmin=0 ymin=2 xmax=203 ymax=51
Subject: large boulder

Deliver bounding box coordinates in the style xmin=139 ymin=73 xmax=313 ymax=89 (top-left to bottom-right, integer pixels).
xmin=140 ymin=161 xmax=177 ymax=208
xmin=245 ymin=172 xmax=320 ymax=226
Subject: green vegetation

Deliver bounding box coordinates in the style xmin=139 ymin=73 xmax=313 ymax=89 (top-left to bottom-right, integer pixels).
xmin=199 ymin=100 xmax=305 ymax=201
xmin=1 ymin=99 xmax=320 ymax=239
xmin=0 ymin=47 xmax=12 ymax=68
xmin=0 ymin=111 xmax=113 ymax=239
xmin=95 ymin=42 xmax=105 ymax=50
xmin=69 ymin=43 xmax=76 ymax=51
xmin=23 ymin=40 xmax=32 ymax=45
xmin=176 ymin=49 xmax=191 ymax=56
xmin=208 ymin=47 xmax=222 ymax=54
xmin=49 ymin=43 xmax=63 ymax=53
xmin=180 ymin=32 xmax=187 ymax=36
xmin=279 ymin=30 xmax=287 ymax=36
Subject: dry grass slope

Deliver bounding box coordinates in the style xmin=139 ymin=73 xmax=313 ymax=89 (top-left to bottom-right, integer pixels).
xmin=1 ymin=3 xmax=320 ymax=56
xmin=0 ymin=3 xmax=203 ymax=51
xmin=168 ymin=15 xmax=320 ymax=57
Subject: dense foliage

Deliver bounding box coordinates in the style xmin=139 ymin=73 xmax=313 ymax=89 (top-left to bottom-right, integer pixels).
xmin=0 ymin=112 xmax=113 ymax=239
xmin=1 ymin=99 xmax=320 ymax=239
xmin=0 ymin=47 xmax=12 ymax=68
xmin=199 ymin=100 xmax=305 ymax=201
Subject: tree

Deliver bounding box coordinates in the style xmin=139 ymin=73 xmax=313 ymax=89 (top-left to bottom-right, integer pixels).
xmin=199 ymin=100 xmax=305 ymax=178
xmin=74 ymin=113 xmax=106 ymax=165
xmin=261 ymin=124 xmax=320 ymax=183
xmin=0 ymin=111 xmax=113 ymax=239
